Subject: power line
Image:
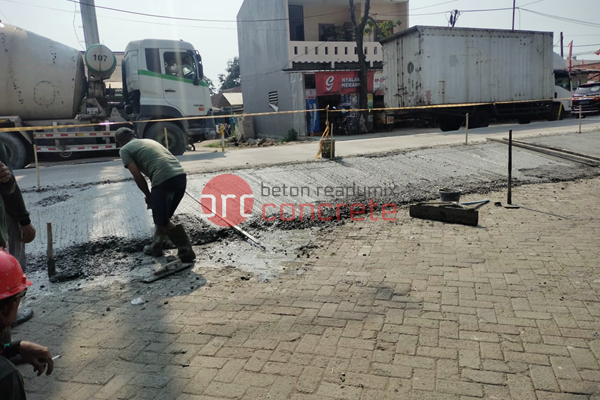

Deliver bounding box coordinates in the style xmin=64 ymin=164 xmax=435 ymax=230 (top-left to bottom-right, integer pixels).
xmin=556 ymin=43 xmax=600 ymax=48
xmin=0 ymin=9 xmax=11 ymax=23
xmin=71 ymin=0 xmax=84 ymax=49
xmin=520 ymin=8 xmax=600 ymax=28
xmin=0 ymin=0 xmax=236 ymax=30
xmin=63 ymin=0 xmax=347 ymax=24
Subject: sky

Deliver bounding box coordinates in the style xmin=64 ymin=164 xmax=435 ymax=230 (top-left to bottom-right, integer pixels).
xmin=0 ymin=0 xmax=599 ymax=87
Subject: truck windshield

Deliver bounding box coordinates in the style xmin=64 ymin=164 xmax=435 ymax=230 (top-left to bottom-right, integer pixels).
xmin=554 ymin=70 xmax=571 ymax=91
xmin=575 ymin=85 xmax=600 ymax=95
xmin=164 ymin=51 xmax=197 ymax=80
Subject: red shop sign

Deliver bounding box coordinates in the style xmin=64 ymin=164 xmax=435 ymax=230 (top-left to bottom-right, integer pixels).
xmin=315 ymin=71 xmax=375 ymax=96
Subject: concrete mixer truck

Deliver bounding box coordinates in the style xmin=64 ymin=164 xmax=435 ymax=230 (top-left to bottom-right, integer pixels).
xmin=0 ymin=23 xmax=216 ymax=169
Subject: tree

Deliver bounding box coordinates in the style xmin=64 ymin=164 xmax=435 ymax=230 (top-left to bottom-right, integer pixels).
xmin=218 ymin=57 xmax=241 ymax=91
xmin=205 ymin=77 xmax=216 ymax=96
xmin=348 ymin=0 xmax=401 ymax=131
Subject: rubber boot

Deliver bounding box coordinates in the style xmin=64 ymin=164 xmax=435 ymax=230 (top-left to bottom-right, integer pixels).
xmin=166 ymin=224 xmax=196 ymax=263
xmin=143 ymin=232 xmax=166 ymax=257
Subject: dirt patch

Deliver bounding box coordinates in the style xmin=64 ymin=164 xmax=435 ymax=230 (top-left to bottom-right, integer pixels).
xmin=34 ymin=194 xmax=72 ymax=207
xmin=28 ymin=222 xmax=233 ymax=279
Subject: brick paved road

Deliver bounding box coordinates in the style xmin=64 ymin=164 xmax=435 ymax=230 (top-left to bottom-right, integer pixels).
xmin=15 ymin=177 xmax=600 ymax=399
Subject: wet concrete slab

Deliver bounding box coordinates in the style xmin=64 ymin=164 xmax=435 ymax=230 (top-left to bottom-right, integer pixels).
xmin=523 ymin=131 xmax=600 ymax=158
xmin=23 ymin=141 xmax=597 ymax=266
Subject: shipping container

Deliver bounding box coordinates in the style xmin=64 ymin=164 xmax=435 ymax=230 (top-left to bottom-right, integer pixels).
xmin=381 ymin=26 xmax=566 ymax=131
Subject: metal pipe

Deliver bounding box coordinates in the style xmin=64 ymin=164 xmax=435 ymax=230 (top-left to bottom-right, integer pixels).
xmin=465 ymin=113 xmax=469 ymax=144
xmin=508 ymin=129 xmax=512 ymax=204
xmin=80 ymin=0 xmax=100 ymax=48
xmin=512 ymin=0 xmax=516 ymax=30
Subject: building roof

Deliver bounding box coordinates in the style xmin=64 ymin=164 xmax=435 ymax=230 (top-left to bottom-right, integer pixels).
xmin=211 ymin=86 xmax=243 ymax=109
xmin=223 ymin=93 xmax=243 ymax=107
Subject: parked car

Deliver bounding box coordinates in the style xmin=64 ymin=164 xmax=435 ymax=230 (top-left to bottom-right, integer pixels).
xmin=572 ymin=83 xmax=600 ymax=117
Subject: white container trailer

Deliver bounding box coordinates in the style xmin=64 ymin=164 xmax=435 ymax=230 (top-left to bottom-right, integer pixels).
xmin=381 ymin=26 xmax=568 ymax=131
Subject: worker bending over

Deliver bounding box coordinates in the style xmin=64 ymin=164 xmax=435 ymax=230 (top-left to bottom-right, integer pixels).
xmin=115 ymin=128 xmax=196 ymax=262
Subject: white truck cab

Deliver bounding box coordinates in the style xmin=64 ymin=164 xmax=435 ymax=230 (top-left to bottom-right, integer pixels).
xmin=123 ymin=39 xmax=215 ymax=154
xmin=553 ymin=53 xmax=573 ymax=114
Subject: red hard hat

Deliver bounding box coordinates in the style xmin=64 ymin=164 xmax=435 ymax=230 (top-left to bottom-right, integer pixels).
xmin=0 ymin=251 xmax=31 ymax=300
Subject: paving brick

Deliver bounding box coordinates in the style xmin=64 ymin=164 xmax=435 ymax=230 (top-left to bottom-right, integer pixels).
xmin=558 ymin=380 xmax=600 ymax=395
xmin=459 ymin=349 xmax=480 ymax=370
xmin=268 ymin=376 xmax=296 ymax=399
xmin=530 ymin=365 xmax=560 ymax=392
xmin=462 ymin=369 xmax=506 ymax=385
xmin=439 ymin=321 xmax=459 ymax=339
xmin=93 ymin=375 xmax=134 ymax=399
xmin=416 ymin=346 xmax=458 ymax=360
xmin=550 ymin=357 xmax=582 ymax=381
xmin=504 ymin=351 xmax=550 ymax=365
xmin=262 ymin=362 xmax=304 ymax=377
xmin=436 ymin=380 xmax=483 ymax=397
xmin=393 ymin=354 xmax=435 ymax=369
xmin=484 ymin=385 xmax=511 ymax=400
xmin=436 ymin=359 xmax=459 ymax=380
xmin=459 ymin=331 xmax=499 ymax=343
xmin=535 ymin=392 xmax=590 ymax=400
xmin=214 ymin=359 xmax=247 ymax=383
xmin=371 ymin=363 xmax=412 ymax=378
xmin=203 ymin=381 xmax=249 ymax=399
xmin=296 ymin=367 xmax=325 ymax=393
xmin=479 ymin=342 xmax=503 ymax=360
xmin=568 ymin=347 xmax=600 ymax=370
xmin=507 ymin=374 xmax=537 ymax=400
xmin=315 ymin=381 xmax=362 ymax=400
xmin=338 ymin=337 xmax=375 ymax=351
xmin=522 ymin=343 xmax=570 ymax=357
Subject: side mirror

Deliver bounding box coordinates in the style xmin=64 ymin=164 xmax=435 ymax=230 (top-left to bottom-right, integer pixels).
xmin=197 ymin=63 xmax=204 ymax=80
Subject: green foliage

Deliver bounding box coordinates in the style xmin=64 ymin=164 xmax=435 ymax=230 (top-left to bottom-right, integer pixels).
xmin=282 ymin=129 xmax=298 ymax=142
xmin=204 ymin=77 xmax=216 ymax=96
xmin=218 ymin=57 xmax=241 ymax=91
xmin=364 ymin=19 xmax=402 ymax=38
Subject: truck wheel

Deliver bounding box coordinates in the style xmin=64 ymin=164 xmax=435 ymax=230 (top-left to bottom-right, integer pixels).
xmin=0 ymin=133 xmax=30 ymax=170
xmin=547 ymin=104 xmax=564 ymax=121
xmin=439 ymin=118 xmax=462 ymax=132
xmin=145 ymin=122 xmax=187 ymax=156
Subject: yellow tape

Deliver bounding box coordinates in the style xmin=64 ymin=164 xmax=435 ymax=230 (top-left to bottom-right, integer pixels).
xmin=0 ymin=96 xmax=574 ymax=134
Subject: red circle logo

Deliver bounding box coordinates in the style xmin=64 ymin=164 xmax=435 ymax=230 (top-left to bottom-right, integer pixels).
xmin=200 ymin=174 xmax=254 ymax=227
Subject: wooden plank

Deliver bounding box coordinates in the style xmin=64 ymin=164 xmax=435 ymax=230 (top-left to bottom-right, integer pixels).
xmin=410 ymin=204 xmax=479 ymax=226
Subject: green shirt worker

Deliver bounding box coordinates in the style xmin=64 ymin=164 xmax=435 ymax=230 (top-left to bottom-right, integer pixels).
xmin=115 ymin=128 xmax=196 ymax=262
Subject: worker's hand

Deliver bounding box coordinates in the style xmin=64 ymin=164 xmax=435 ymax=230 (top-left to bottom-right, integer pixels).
xmin=0 ymin=163 xmax=12 ymax=183
xmin=145 ymin=197 xmax=151 ymax=210
xmin=19 ymin=341 xmax=54 ymax=376
xmin=21 ymin=223 xmax=36 ymax=243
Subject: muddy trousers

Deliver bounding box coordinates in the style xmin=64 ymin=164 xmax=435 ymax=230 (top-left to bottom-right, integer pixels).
xmin=7 ymin=217 xmax=26 ymax=270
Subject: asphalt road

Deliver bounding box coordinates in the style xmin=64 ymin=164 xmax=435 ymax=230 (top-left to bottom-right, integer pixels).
xmin=16 ymin=116 xmax=600 ymax=191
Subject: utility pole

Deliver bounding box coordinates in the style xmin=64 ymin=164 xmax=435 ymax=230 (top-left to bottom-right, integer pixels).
xmin=80 ymin=0 xmax=100 ymax=49
xmin=560 ymin=32 xmax=564 ymax=58
xmin=512 ymin=0 xmax=516 ymax=30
